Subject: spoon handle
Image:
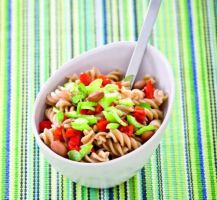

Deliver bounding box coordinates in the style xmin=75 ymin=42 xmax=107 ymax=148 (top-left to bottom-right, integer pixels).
xmin=125 ymin=0 xmax=162 ymax=87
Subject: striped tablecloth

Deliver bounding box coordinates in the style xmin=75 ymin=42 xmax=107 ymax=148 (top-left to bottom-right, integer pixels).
xmin=0 ymin=0 xmax=216 ymax=199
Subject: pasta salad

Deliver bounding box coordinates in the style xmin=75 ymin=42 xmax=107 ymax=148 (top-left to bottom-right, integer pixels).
xmin=39 ymin=67 xmax=167 ymax=163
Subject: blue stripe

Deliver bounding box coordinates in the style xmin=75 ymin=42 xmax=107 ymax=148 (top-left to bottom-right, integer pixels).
xmin=141 ymin=169 xmax=147 ymax=200
xmin=73 ymin=182 xmax=76 ymax=199
xmin=108 ymin=188 xmax=114 ymax=200
xmin=133 ymin=0 xmax=138 ymax=39
xmin=102 ymin=0 xmax=107 ymax=44
xmin=5 ymin=0 xmax=12 ymax=198
xmin=188 ymin=1 xmax=207 ymax=199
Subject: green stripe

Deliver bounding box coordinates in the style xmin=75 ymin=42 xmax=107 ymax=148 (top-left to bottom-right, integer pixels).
xmin=0 ymin=0 xmax=8 ymax=199
xmin=0 ymin=1 xmax=217 ymax=199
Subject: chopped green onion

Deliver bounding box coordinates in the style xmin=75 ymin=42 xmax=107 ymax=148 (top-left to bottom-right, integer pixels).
xmin=122 ymin=75 xmax=134 ymax=82
xmin=79 ymin=144 xmax=93 ymax=158
xmin=72 ymin=94 xmax=85 ymax=104
xmin=78 ymin=83 xmax=87 ymax=95
xmin=65 ymin=111 xmax=77 ymax=118
xmin=64 ymin=82 xmax=76 ymax=91
xmin=138 ymin=102 xmax=151 ymax=109
xmin=135 ymin=125 xmax=157 ymax=135
xmin=103 ymin=84 xmax=119 ymax=92
xmin=118 ymin=98 xmax=134 ymax=107
xmin=71 ymin=118 xmax=91 ymax=131
xmin=77 ymin=101 xmax=97 ymax=113
xmin=79 ymin=115 xmax=97 ymax=125
xmin=56 ymin=111 xmax=64 ymax=122
xmin=99 ymin=93 xmax=118 ymax=108
xmin=66 ymin=112 xmax=97 ymax=125
xmin=106 ymin=123 xmax=120 ymax=129
xmin=103 ymin=111 xmax=116 ymax=122
xmin=53 ymin=107 xmax=60 ymax=113
xmin=86 ymin=79 xmax=103 ymax=94
xmin=112 ymin=111 xmax=127 ymax=126
xmin=68 ymin=150 xmax=82 ymax=161
xmin=105 ymin=106 xmax=124 ymax=116
xmin=126 ymin=115 xmax=143 ymax=129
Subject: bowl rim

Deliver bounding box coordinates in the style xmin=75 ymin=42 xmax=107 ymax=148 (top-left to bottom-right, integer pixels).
xmin=33 ymin=41 xmax=175 ymax=167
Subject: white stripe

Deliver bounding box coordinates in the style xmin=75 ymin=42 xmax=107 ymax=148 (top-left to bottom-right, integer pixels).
xmin=95 ymin=0 xmax=104 ymax=46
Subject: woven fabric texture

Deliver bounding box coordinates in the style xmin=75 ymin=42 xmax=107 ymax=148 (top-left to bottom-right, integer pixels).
xmin=0 ymin=0 xmax=216 ymax=199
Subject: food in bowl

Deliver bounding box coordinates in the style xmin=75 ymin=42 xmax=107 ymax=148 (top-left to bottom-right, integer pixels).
xmin=39 ymin=67 xmax=167 ymax=163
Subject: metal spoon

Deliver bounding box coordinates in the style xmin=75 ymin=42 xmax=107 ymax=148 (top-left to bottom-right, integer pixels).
xmin=125 ymin=0 xmax=162 ymax=87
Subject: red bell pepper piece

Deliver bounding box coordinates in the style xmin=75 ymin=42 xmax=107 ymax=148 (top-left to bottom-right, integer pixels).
xmin=53 ymin=127 xmax=64 ymax=141
xmin=115 ymin=82 xmax=122 ymax=89
xmin=119 ymin=125 xmax=134 ymax=137
xmin=133 ymin=106 xmax=146 ymax=123
xmin=65 ymin=128 xmax=82 ymax=139
xmin=96 ymin=118 xmax=109 ymax=132
xmin=67 ymin=134 xmax=82 ymax=151
xmin=94 ymin=104 xmax=103 ymax=114
xmin=144 ymin=80 xmax=154 ymax=99
xmin=79 ymin=72 xmax=92 ymax=86
xmin=39 ymin=120 xmax=52 ymax=132
xmin=97 ymin=74 xmax=112 ymax=86
xmin=80 ymin=109 xmax=95 ymax=115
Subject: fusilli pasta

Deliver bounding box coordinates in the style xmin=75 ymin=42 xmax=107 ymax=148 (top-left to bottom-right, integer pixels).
xmin=39 ymin=67 xmax=167 ymax=163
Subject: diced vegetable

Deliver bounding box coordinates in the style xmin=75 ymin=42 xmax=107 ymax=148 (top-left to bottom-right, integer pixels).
xmin=106 ymin=123 xmax=120 ymax=129
xmin=144 ymin=80 xmax=154 ymax=99
xmin=118 ymin=98 xmax=134 ymax=107
xmin=135 ymin=125 xmax=156 ymax=135
xmin=86 ymin=79 xmax=103 ymax=94
xmin=133 ymin=106 xmax=146 ymax=123
xmin=65 ymin=111 xmax=77 ymax=118
xmin=39 ymin=120 xmax=52 ymax=132
xmin=112 ymin=111 xmax=127 ymax=126
xmin=64 ymin=128 xmax=82 ymax=139
xmin=119 ymin=125 xmax=134 ymax=137
xmin=77 ymin=101 xmax=97 ymax=113
xmin=68 ymin=150 xmax=82 ymax=161
xmin=103 ymin=84 xmax=119 ymax=92
xmin=78 ymin=83 xmax=87 ymax=95
xmin=79 ymin=144 xmax=93 ymax=157
xmin=56 ymin=111 xmax=64 ymax=122
xmin=53 ymin=127 xmax=64 ymax=141
xmin=67 ymin=136 xmax=81 ymax=150
xmin=138 ymin=102 xmax=151 ymax=109
xmin=102 ymin=111 xmax=116 ymax=122
xmin=96 ymin=118 xmax=109 ymax=132
xmin=97 ymin=74 xmax=112 ymax=86
xmin=122 ymin=75 xmax=134 ymax=82
xmin=105 ymin=107 xmax=124 ymax=116
xmin=99 ymin=93 xmax=118 ymax=108
xmin=71 ymin=118 xmax=91 ymax=131
xmin=64 ymin=82 xmax=76 ymax=91
xmin=79 ymin=72 xmax=92 ymax=86
xmin=126 ymin=115 xmax=143 ymax=129
xmin=79 ymin=115 xmax=97 ymax=125
xmin=72 ymin=94 xmax=85 ymax=104
xmin=115 ymin=82 xmax=122 ymax=89
xmin=94 ymin=104 xmax=103 ymax=114
xmin=53 ymin=107 xmax=60 ymax=113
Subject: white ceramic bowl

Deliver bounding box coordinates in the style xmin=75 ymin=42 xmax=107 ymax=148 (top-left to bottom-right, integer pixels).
xmin=33 ymin=42 xmax=175 ymax=188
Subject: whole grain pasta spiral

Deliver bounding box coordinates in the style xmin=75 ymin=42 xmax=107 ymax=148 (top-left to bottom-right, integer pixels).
xmin=145 ymin=108 xmax=163 ymax=120
xmin=81 ymin=130 xmax=95 ymax=145
xmin=83 ymin=150 xmax=110 ymax=163
xmin=40 ymin=128 xmax=55 ymax=146
xmin=86 ymin=67 xmax=100 ymax=79
xmin=107 ymin=69 xmax=122 ymax=81
xmin=46 ymin=86 xmax=72 ymax=106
